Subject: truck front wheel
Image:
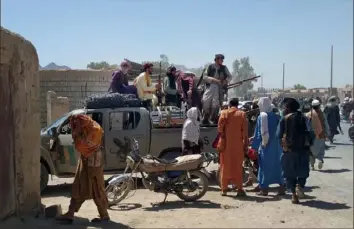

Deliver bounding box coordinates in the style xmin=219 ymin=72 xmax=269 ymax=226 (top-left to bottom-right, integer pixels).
xmin=40 ymin=163 xmax=49 ymax=193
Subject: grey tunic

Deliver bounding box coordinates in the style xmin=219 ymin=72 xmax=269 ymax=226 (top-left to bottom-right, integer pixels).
xmin=202 ymin=65 xmax=231 ymax=109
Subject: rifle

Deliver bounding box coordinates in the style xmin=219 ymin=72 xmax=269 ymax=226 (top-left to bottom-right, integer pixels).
xmin=227 ymin=75 xmax=261 ymax=89
xmin=157 ymin=61 xmax=163 ymax=106
xmin=196 ymin=68 xmax=206 ymax=88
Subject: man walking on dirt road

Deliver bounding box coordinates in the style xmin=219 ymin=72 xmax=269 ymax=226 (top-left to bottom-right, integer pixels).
xmin=217 ymin=98 xmax=248 ymax=196
xmin=55 ymin=114 xmax=110 ymax=224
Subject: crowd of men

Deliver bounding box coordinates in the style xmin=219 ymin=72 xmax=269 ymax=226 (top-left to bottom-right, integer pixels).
xmin=182 ymin=94 xmax=349 ymax=204
xmin=108 ymin=54 xmax=232 ymax=125
xmin=54 ymin=54 xmax=351 ymax=224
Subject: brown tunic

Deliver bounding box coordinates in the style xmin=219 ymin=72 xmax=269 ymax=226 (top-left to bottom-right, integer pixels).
xmin=71 ymin=149 xmax=106 ymax=200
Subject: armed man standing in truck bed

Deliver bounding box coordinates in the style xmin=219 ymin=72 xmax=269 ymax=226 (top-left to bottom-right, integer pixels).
xmin=201 ymin=54 xmax=232 ymax=125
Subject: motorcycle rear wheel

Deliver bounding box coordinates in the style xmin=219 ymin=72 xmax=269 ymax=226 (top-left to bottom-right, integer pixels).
xmin=105 ymin=177 xmax=134 ymax=206
xmin=176 ymin=170 xmax=209 ymax=202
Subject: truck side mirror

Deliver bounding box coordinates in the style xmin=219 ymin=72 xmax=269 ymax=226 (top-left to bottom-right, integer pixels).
xmin=49 ymin=127 xmax=58 ymax=137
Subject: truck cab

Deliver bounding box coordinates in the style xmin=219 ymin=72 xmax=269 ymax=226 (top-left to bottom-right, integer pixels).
xmin=40 ymin=106 xmax=218 ymax=192
xmin=40 ymin=107 xmax=151 ymax=191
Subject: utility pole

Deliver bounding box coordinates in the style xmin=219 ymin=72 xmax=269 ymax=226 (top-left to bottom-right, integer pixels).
xmin=330 ymin=45 xmax=333 ymax=96
xmin=260 ymin=74 xmax=264 ymax=96
xmin=282 ymin=63 xmax=285 ymax=91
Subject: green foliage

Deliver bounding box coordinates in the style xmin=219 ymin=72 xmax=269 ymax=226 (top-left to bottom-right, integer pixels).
xmin=293 ymin=84 xmax=307 ymax=90
xmin=87 ymin=61 xmax=118 ymax=70
xmin=231 ymin=57 xmax=255 ymax=97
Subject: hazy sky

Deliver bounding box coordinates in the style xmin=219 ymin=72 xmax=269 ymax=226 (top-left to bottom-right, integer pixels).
xmin=2 ymin=0 xmax=353 ymax=88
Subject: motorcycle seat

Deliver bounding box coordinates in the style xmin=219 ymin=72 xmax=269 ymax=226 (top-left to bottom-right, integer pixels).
xmin=140 ymin=154 xmax=204 ymax=173
xmin=153 ymin=157 xmax=178 ymax=164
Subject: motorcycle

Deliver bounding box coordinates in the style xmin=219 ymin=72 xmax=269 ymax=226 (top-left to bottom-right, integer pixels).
xmin=348 ymin=111 xmax=354 ymax=141
xmin=105 ymin=139 xmax=218 ymax=206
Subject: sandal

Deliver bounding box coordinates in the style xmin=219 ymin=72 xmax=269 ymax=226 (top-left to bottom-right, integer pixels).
xmin=296 ymin=186 xmax=305 ymax=199
xmin=236 ymin=190 xmax=247 ymax=197
xmin=291 ymin=194 xmax=300 ymax=204
xmin=256 ymin=189 xmax=269 ymax=196
xmin=55 ymin=214 xmax=74 ymax=225
xmin=91 ymin=217 xmax=110 ymax=223
xmin=248 ymin=185 xmax=261 ymax=192
xmin=277 ymin=185 xmax=286 ymax=196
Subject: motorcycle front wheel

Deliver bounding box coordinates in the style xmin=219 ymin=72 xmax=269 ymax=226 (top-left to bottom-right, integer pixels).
xmin=176 ymin=170 xmax=209 ymax=202
xmin=105 ymin=176 xmax=134 ymax=206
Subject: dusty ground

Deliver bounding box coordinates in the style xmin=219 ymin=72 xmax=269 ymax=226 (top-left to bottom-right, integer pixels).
xmin=2 ymin=123 xmax=353 ymax=228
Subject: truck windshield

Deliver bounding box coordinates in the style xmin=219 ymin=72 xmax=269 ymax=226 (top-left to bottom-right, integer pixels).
xmin=41 ymin=113 xmax=71 ymax=133
xmin=41 ymin=109 xmax=85 ymax=133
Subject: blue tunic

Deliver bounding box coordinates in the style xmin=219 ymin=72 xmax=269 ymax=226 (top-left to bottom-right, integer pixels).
xmin=251 ymin=112 xmax=284 ymax=189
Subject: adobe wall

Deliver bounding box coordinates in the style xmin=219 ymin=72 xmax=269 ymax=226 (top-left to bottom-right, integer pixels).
xmin=39 ymin=70 xmax=113 ymax=127
xmin=39 ymin=70 xmax=161 ymax=127
xmin=46 ymin=91 xmax=70 ymax=125
xmin=0 ymin=27 xmax=41 ymax=219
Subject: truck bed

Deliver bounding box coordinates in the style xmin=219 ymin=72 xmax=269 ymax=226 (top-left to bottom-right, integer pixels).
xmin=150 ymin=125 xmax=218 ymax=157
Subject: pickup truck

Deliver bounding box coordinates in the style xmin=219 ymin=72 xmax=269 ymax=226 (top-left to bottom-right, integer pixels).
xmin=40 ymin=106 xmax=218 ymax=192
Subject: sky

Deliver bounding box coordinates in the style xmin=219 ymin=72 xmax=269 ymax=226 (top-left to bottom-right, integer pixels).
xmin=1 ymin=0 xmax=353 ymax=89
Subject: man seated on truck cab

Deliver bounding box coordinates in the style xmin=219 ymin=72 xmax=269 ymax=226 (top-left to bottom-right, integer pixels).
xmin=134 ymin=62 xmax=161 ymax=111
xmin=108 ymin=61 xmax=138 ymax=97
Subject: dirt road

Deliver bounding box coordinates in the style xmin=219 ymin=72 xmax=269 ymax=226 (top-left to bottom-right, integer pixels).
xmin=3 ymin=123 xmax=353 ymax=228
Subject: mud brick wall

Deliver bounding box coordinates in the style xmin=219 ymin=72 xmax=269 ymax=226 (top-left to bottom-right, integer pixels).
xmin=39 ymin=70 xmax=113 ymax=127
xmin=46 ymin=91 xmax=70 ymax=125
xmin=0 ymin=27 xmax=41 ymax=219
xmin=39 ymin=69 xmax=162 ymax=127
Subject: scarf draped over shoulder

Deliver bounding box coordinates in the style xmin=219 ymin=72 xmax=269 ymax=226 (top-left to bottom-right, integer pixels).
xmin=258 ymin=97 xmax=272 ymax=140
xmin=182 ymin=107 xmax=200 ymax=145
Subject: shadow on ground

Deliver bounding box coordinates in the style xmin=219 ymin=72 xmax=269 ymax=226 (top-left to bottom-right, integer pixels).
xmin=42 ymin=177 xmax=146 ymax=198
xmin=55 ymin=216 xmax=131 ymax=229
xmin=1 ymin=216 xmax=131 ymax=229
xmin=299 ymin=200 xmax=351 ymax=210
xmin=303 ymin=186 xmax=320 ymax=192
xmin=319 ymin=168 xmax=352 ymax=174
xmin=143 ymin=200 xmax=221 ymax=211
xmin=109 ymin=203 xmax=142 ymax=211
xmin=41 ymin=183 xmax=72 ymax=198
xmin=323 ymin=156 xmax=342 ymax=159
xmin=232 ymin=194 xmax=283 ymax=203
xmin=332 ymin=142 xmax=353 ymax=146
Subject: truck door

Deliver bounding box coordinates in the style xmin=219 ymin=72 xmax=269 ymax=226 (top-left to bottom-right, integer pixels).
xmin=56 ymin=111 xmax=104 ymax=174
xmin=56 ymin=120 xmax=78 ymax=174
xmin=104 ymin=109 xmax=149 ymax=170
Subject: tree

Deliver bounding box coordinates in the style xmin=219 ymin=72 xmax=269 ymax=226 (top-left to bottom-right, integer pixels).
xmin=293 ymin=84 xmax=306 ymax=90
xmin=188 ymin=63 xmax=211 ymax=76
xmin=160 ymin=54 xmax=169 ymax=69
xmin=87 ymin=61 xmax=117 ymax=70
xmin=231 ymin=57 xmax=255 ymax=97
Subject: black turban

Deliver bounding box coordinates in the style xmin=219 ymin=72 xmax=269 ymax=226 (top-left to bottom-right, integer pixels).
xmin=283 ymin=97 xmax=300 ymax=112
